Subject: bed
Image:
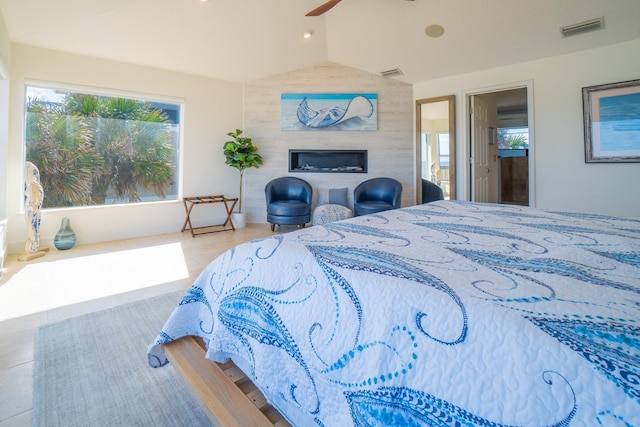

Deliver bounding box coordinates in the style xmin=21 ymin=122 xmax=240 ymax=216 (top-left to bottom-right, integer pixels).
xmin=148 ymin=200 xmax=640 ymax=426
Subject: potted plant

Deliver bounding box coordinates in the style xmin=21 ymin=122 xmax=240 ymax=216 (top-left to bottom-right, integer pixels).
xmin=223 ymin=129 xmax=263 ymax=228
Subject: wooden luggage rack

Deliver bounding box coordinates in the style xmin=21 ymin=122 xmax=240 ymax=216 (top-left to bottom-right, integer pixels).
xmin=181 ymin=196 xmax=238 ymax=237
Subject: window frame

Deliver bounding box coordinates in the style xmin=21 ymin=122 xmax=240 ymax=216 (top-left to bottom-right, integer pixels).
xmin=22 ymin=80 xmax=185 ymax=210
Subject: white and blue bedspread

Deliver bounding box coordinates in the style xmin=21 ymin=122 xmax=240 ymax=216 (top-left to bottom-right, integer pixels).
xmin=148 ymin=201 xmax=640 ymax=426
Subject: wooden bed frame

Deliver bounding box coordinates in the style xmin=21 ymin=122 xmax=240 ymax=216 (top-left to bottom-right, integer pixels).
xmin=164 ymin=336 xmax=291 ymax=427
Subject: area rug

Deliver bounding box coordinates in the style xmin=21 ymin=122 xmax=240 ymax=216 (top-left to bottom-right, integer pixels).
xmin=32 ymin=291 xmax=211 ymax=426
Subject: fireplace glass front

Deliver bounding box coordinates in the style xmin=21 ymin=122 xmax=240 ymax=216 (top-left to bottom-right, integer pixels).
xmin=289 ymin=150 xmax=367 ymax=173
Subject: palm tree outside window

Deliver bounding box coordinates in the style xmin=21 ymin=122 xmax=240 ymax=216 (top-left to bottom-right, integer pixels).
xmin=24 ymin=85 xmax=181 ymax=208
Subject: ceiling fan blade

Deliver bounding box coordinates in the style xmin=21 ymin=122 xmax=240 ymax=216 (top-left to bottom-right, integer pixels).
xmin=306 ymin=0 xmax=342 ymax=16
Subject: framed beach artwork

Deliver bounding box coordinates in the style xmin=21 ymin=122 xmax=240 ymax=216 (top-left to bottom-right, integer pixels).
xmin=582 ymin=79 xmax=640 ymax=163
xmin=281 ymin=93 xmax=377 ymax=131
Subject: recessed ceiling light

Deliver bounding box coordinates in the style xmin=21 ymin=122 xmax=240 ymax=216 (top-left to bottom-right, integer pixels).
xmin=425 ymin=24 xmax=445 ymax=38
xmin=303 ymin=30 xmax=313 ymax=39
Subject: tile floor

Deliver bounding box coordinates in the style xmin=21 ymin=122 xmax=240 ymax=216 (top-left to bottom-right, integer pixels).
xmin=0 ymin=223 xmax=287 ymax=426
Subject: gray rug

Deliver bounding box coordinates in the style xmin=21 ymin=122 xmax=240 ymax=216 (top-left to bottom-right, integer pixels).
xmin=33 ymin=291 xmax=212 ymax=426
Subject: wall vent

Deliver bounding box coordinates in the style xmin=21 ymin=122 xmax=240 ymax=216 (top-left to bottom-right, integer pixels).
xmin=561 ymin=17 xmax=604 ymax=38
xmin=380 ymin=68 xmax=403 ymax=77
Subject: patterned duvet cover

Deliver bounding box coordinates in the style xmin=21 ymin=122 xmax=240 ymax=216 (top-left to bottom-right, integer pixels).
xmin=148 ymin=201 xmax=640 ymax=426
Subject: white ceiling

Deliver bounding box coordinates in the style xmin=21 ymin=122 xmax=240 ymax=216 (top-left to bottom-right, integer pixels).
xmin=0 ymin=0 xmax=638 ymax=84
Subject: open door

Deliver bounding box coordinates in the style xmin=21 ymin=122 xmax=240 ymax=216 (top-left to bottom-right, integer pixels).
xmin=470 ymin=95 xmax=498 ymax=203
xmin=469 ymin=87 xmax=530 ymax=205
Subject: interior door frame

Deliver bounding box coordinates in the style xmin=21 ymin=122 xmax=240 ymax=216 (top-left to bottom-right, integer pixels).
xmin=462 ymin=80 xmax=536 ymax=206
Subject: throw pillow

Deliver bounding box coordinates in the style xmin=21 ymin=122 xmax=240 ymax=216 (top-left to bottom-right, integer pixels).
xmin=318 ymin=187 xmax=348 ymax=207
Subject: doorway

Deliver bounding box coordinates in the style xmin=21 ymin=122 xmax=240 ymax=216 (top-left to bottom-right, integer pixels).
xmin=468 ymin=86 xmax=532 ymax=206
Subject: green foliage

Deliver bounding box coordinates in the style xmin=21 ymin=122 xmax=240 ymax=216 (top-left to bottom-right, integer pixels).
xmin=25 ymin=92 xmax=175 ymax=207
xmin=223 ymin=129 xmax=263 ymax=172
xmin=506 ymin=134 xmax=528 ymax=149
xmin=497 ymin=128 xmax=529 ymax=150
xmin=25 ymin=100 xmax=99 ymax=207
xmin=223 ymin=129 xmax=263 ymax=212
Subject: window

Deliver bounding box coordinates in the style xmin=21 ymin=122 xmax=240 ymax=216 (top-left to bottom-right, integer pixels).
xmin=24 ymin=84 xmax=181 ymax=208
xmin=420 ymin=132 xmax=432 ymax=180
xmin=497 ymin=127 xmax=529 ymax=150
xmin=437 ymin=132 xmax=449 ymax=167
xmin=436 ymin=132 xmax=450 ymax=192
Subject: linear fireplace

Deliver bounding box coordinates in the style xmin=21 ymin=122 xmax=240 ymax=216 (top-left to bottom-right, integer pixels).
xmin=289 ymin=149 xmax=367 ymax=173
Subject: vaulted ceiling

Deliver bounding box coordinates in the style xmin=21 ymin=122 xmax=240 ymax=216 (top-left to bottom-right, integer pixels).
xmin=0 ymin=0 xmax=638 ymax=84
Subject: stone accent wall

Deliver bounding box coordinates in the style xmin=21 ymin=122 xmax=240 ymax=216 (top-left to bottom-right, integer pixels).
xmin=243 ymin=62 xmax=414 ymax=224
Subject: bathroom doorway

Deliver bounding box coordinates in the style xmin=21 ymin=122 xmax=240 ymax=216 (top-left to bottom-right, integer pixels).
xmin=468 ymin=85 xmax=533 ymax=206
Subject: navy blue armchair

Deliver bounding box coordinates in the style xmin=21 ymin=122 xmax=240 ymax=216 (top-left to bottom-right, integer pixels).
xmin=421 ymin=179 xmax=444 ymax=203
xmin=265 ymin=177 xmax=312 ymax=231
xmin=353 ymin=177 xmax=402 ymax=216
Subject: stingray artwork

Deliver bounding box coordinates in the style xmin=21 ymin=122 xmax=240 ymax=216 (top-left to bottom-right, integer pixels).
xmin=281 ymin=93 xmax=377 ymax=131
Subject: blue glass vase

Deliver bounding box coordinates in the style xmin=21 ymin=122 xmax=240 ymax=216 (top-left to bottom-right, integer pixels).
xmin=54 ymin=217 xmax=76 ymax=250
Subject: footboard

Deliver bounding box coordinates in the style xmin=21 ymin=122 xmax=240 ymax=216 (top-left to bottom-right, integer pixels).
xmin=164 ymin=336 xmax=291 ymax=427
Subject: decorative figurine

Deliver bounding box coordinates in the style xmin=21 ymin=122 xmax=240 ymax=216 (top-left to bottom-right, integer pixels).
xmin=18 ymin=162 xmax=48 ymax=261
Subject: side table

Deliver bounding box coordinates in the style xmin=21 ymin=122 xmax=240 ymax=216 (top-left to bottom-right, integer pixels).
xmin=181 ymin=195 xmax=238 ymax=237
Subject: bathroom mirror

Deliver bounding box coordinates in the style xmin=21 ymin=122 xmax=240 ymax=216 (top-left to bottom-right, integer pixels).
xmin=415 ymin=95 xmax=456 ymax=203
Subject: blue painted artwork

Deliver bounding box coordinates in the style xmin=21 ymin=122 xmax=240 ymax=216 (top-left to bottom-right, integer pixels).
xmin=281 ymin=93 xmax=377 ymax=131
xmin=592 ymin=92 xmax=640 ymax=156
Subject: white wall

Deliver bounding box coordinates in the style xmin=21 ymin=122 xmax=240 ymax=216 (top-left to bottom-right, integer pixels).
xmin=0 ymin=10 xmax=10 ymax=270
xmin=0 ymin=78 xmax=8 ymax=272
xmin=4 ymin=39 xmax=639 ymax=254
xmin=414 ymin=39 xmax=640 ymax=218
xmin=6 ymin=44 xmax=243 ymax=253
xmin=0 ymin=8 xmax=10 ymax=78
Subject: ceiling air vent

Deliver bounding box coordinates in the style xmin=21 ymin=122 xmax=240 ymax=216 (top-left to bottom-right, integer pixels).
xmin=381 ymin=68 xmax=403 ymax=77
xmin=561 ymin=17 xmax=604 ymax=38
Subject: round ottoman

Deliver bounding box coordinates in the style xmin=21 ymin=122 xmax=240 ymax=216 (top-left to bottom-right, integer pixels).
xmin=312 ymin=204 xmax=354 ymax=226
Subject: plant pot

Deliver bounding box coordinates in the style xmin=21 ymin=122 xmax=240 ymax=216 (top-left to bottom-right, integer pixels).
xmin=231 ymin=212 xmax=247 ymax=229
